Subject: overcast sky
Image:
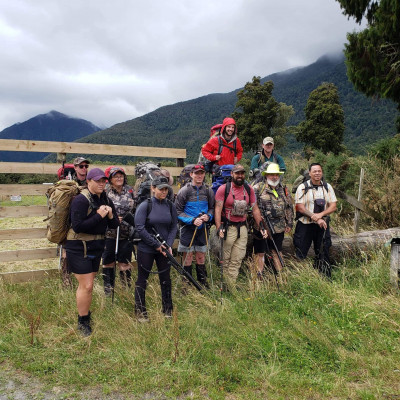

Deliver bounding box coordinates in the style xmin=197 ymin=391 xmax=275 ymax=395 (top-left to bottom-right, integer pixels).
xmin=0 ymin=0 xmax=363 ymax=130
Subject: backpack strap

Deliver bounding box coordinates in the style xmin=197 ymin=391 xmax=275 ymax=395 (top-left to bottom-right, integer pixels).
xmin=145 ymin=197 xmax=173 ymax=224
xmin=218 ymin=136 xmax=237 ymax=156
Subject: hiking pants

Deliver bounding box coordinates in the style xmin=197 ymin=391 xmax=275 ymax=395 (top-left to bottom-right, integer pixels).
xmin=293 ymin=221 xmax=332 ymax=263
xmin=135 ymin=250 xmax=173 ymax=315
xmin=223 ymin=224 xmax=248 ymax=282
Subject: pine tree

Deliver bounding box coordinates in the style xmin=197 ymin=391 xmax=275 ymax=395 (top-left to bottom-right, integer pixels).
xmin=296 ymin=82 xmax=345 ymax=155
xmin=232 ymin=76 xmax=293 ymax=152
xmin=336 ymin=0 xmax=400 ymax=131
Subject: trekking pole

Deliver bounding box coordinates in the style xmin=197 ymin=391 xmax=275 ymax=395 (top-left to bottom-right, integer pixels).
xmin=218 ymin=226 xmax=225 ymax=304
xmin=112 ymin=226 xmax=120 ymax=304
xmin=260 ymin=220 xmax=280 ymax=291
xmin=263 ymin=214 xmax=285 ymax=269
xmin=151 ymin=227 xmax=204 ymax=291
xmin=315 ymin=217 xmax=329 ymax=277
xmin=182 ymin=226 xmax=198 ymax=268
xmin=204 ymin=223 xmax=214 ymax=289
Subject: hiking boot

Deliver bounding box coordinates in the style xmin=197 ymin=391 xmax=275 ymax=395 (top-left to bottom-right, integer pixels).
xmin=257 ymin=271 xmax=264 ymax=281
xmin=135 ymin=311 xmax=149 ymax=323
xmin=102 ymin=268 xmax=115 ymax=297
xmin=196 ymin=264 xmax=209 ymax=289
xmin=77 ymin=312 xmax=92 ymax=337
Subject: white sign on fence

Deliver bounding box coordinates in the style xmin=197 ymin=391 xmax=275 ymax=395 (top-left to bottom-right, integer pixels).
xmin=10 ymin=195 xmax=22 ymax=202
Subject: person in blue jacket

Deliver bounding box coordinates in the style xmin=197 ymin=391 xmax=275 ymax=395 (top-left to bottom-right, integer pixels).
xmin=175 ymin=164 xmax=215 ymax=288
xmin=134 ymin=176 xmax=178 ymax=321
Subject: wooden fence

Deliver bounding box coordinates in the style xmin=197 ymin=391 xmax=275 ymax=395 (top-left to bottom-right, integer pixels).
xmin=0 ymin=139 xmax=186 ymax=284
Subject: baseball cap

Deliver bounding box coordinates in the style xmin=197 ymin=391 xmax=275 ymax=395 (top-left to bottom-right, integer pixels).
xmin=108 ymin=167 xmax=126 ymax=178
xmin=191 ymin=164 xmax=205 ymax=173
xmin=232 ymin=164 xmax=245 ymax=173
xmin=73 ymin=157 xmax=90 ymax=165
xmin=151 ymin=176 xmax=170 ymax=189
xmin=263 ymin=137 xmax=274 ymax=145
xmin=87 ymin=168 xmax=107 ymax=181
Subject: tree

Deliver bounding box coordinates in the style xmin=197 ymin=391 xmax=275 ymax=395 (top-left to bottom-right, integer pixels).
xmin=296 ymin=82 xmax=345 ymax=155
xmin=336 ymin=0 xmax=400 ymax=131
xmin=232 ymin=76 xmax=294 ymax=152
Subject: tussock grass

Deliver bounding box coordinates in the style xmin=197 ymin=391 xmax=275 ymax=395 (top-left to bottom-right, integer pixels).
xmin=0 ymin=246 xmax=399 ymax=399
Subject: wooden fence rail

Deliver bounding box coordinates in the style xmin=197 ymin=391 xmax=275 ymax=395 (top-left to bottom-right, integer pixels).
xmin=0 ymin=162 xmax=183 ymax=177
xmin=0 ymin=139 xmax=186 ymax=160
xmin=0 ymin=139 xmax=187 ymax=283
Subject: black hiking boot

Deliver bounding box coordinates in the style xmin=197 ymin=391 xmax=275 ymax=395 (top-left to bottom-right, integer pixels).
xmin=196 ymin=264 xmax=209 ymax=288
xmin=77 ymin=312 xmax=92 ymax=337
xmin=102 ymin=268 xmax=115 ymax=296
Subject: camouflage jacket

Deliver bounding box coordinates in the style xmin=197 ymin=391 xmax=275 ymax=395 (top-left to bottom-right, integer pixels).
xmin=105 ymin=184 xmax=135 ymax=239
xmin=253 ymin=182 xmax=294 ymax=233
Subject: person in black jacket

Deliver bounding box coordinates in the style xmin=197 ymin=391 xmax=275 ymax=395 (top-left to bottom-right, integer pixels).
xmin=65 ymin=168 xmax=119 ymax=336
xmin=134 ymin=176 xmax=178 ymax=322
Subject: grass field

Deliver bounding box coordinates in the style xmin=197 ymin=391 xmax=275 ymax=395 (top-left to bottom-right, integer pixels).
xmin=0 ymin=247 xmax=399 ymax=399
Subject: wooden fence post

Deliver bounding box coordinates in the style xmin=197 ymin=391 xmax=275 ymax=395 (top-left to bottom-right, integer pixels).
xmin=57 ymin=153 xmax=66 ymax=163
xmin=353 ymin=168 xmax=365 ymax=233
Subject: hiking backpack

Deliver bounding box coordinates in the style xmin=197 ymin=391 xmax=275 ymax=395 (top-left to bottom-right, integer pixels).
xmin=211 ymin=164 xmax=235 ymax=195
xmin=134 ymin=162 xmax=161 ymax=181
xmin=177 ymin=164 xmax=196 ymax=189
xmin=57 ymin=163 xmax=75 ymax=180
xmin=45 ymin=180 xmax=93 ymax=244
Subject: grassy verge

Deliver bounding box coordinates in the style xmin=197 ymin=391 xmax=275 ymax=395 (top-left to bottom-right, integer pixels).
xmin=0 ymin=247 xmax=399 ymax=399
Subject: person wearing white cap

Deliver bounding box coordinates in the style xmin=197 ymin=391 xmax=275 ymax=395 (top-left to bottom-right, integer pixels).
xmin=250 ymin=137 xmax=286 ymax=173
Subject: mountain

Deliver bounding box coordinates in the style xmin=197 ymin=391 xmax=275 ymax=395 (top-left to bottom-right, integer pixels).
xmin=0 ymin=110 xmax=102 ymax=162
xmin=78 ymin=53 xmax=398 ymax=163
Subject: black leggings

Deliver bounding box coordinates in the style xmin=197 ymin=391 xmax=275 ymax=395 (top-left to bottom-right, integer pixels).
xmin=135 ymin=250 xmax=173 ymax=315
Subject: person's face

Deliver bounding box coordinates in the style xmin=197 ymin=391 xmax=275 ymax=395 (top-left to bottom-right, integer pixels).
xmin=309 ymin=165 xmax=323 ymax=183
xmin=152 ymin=186 xmax=169 ymax=200
xmin=266 ymin=173 xmax=280 ymax=184
xmin=191 ymin=170 xmax=205 ymax=185
xmin=110 ymin=172 xmax=125 ymax=187
xmin=263 ymin=143 xmax=274 ymax=152
xmin=224 ymin=124 xmax=235 ymax=137
xmin=231 ymin=171 xmax=245 ymax=186
xmin=74 ymin=163 xmax=89 ymax=178
xmin=87 ymin=178 xmax=107 ymax=195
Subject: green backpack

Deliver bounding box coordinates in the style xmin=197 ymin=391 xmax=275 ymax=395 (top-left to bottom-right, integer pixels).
xmin=45 ymin=180 xmax=91 ymax=244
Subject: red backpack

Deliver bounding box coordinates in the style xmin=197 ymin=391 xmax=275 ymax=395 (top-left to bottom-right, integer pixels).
xmin=57 ymin=164 xmax=75 ymax=180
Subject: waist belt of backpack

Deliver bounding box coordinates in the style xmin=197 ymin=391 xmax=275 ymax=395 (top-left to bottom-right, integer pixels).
xmin=223 ymin=218 xmax=247 ymax=239
xmin=66 ymin=229 xmax=105 ymax=257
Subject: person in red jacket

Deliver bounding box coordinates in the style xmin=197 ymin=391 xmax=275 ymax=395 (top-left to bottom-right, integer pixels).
xmin=201 ymin=117 xmax=243 ymax=166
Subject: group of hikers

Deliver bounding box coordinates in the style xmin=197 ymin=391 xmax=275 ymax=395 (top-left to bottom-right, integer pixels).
xmin=57 ymin=117 xmax=337 ymax=336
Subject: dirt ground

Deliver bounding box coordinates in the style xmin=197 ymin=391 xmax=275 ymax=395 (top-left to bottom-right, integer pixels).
xmin=0 ymin=363 xmax=170 ymax=400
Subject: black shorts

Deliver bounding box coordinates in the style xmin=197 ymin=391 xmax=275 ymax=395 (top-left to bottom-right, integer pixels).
xmin=66 ymin=251 xmax=102 ymax=274
xmin=253 ymin=230 xmax=284 ymax=253
xmin=179 ymin=225 xmax=207 ymax=248
xmin=102 ymin=238 xmax=134 ymax=265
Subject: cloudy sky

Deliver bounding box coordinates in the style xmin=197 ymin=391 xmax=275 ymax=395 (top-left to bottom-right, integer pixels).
xmin=0 ymin=0 xmax=363 ymax=130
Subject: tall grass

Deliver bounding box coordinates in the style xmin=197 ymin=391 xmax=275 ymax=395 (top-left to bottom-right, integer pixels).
xmin=0 ymin=246 xmax=399 ymax=399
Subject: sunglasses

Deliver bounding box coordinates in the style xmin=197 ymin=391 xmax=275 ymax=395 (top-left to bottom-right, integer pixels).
xmin=78 ymin=164 xmax=89 ymax=169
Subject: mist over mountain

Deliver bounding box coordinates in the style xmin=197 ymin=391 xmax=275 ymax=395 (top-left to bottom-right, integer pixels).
xmin=78 ymin=53 xmax=397 ymax=163
xmin=2 ymin=54 xmax=398 ymax=165
xmin=0 ymin=111 xmax=101 ymax=162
